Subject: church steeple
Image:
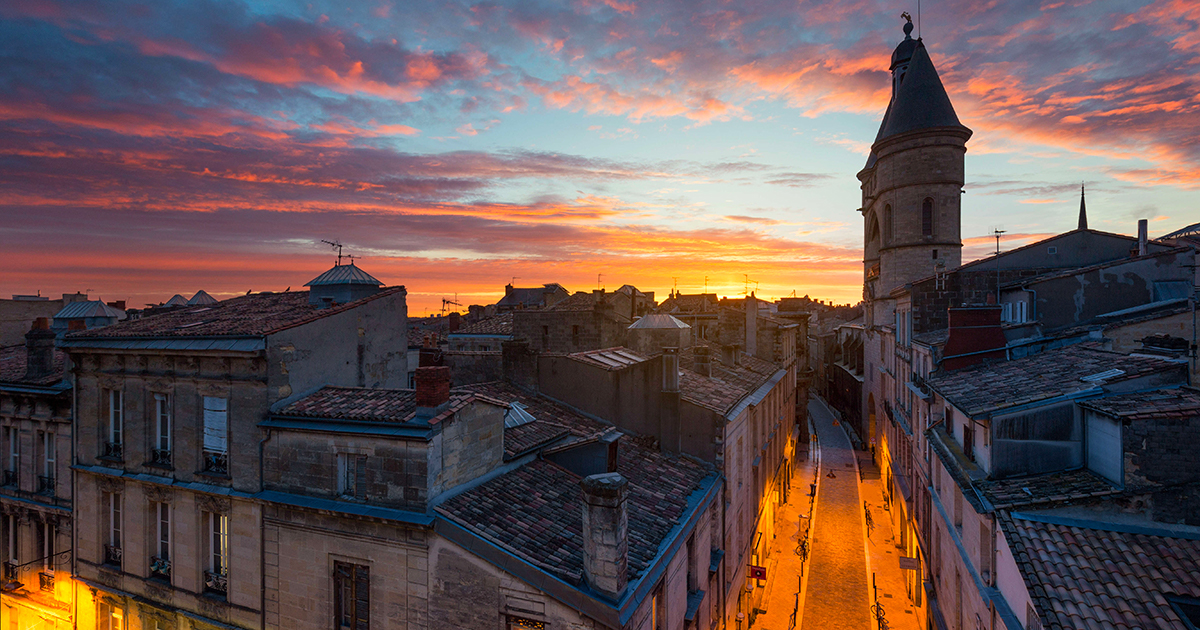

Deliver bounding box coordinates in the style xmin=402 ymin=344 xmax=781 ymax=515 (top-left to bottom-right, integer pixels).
xmin=1077 ymin=184 xmax=1088 ymax=230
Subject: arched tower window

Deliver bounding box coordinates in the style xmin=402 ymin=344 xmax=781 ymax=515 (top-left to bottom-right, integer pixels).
xmin=883 ymin=205 xmax=893 ymax=245
xmin=922 ymin=198 xmax=934 ymax=237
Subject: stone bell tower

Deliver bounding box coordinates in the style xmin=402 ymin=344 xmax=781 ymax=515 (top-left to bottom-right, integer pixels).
xmin=858 ymin=16 xmax=972 ymax=318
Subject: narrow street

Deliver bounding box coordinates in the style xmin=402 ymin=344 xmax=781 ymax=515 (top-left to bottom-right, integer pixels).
xmin=753 ymin=397 xmax=922 ymax=630
xmin=798 ymin=398 xmax=872 ymax=630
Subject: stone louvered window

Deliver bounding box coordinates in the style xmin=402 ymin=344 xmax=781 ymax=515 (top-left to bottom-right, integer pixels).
xmin=334 ymin=561 xmax=369 ymax=630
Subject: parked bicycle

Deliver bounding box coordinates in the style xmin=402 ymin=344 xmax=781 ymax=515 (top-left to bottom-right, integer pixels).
xmin=794 ymin=537 xmax=809 ymax=561
xmin=864 ymin=501 xmax=875 ymax=536
xmin=871 ymin=601 xmax=889 ymax=630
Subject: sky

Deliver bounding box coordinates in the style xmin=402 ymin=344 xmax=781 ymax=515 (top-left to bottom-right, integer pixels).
xmin=1 ymin=0 xmax=1197 ymax=315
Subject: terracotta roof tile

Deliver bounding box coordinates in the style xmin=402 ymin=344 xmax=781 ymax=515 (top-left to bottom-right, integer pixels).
xmin=678 ymin=343 xmax=779 ymax=415
xmin=68 ymin=287 xmax=404 ymax=339
xmin=978 ymin=469 xmax=1122 ymax=510
xmin=1080 ymin=387 xmax=1200 ymax=422
xmin=1001 ymin=514 xmax=1200 ymax=630
xmin=278 ymin=387 xmax=474 ymax=424
xmin=927 ymin=345 xmax=1181 ymax=416
xmin=454 ymin=312 xmax=513 ymax=336
xmin=435 ymin=436 xmax=711 ymax=587
xmin=455 ymin=381 xmax=608 ymax=457
xmin=0 ymin=345 xmax=65 ymax=386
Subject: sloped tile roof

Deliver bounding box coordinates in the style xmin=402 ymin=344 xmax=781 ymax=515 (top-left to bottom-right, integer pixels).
xmin=628 ymin=314 xmax=690 ymax=330
xmin=1080 ymin=387 xmax=1200 ymax=422
xmin=656 ymin=294 xmax=718 ymax=314
xmin=455 ymin=381 xmax=608 ymax=458
xmin=278 ymin=386 xmax=477 ymax=425
xmin=53 ymin=300 xmax=123 ymax=320
xmin=435 ymin=436 xmax=711 ymax=587
xmin=1000 ymin=514 xmax=1200 ymax=630
xmin=927 ymin=345 xmax=1181 ymax=416
xmin=677 ymin=344 xmax=779 ymax=415
xmin=0 ymin=345 xmax=65 ymax=386
xmin=547 ymin=291 xmax=606 ymax=311
xmin=454 ymin=312 xmax=513 ymax=336
xmin=977 ymin=469 xmax=1122 ymax=510
xmin=570 ymin=347 xmax=649 ymax=371
xmin=67 ymin=287 xmax=404 ymax=339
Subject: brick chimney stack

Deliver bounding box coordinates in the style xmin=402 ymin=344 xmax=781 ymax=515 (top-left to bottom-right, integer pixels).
xmin=581 ymin=472 xmax=629 ymax=601
xmin=1137 ymin=219 xmax=1148 ymax=257
xmin=24 ymin=318 xmax=56 ymax=381
xmin=414 ymin=366 xmax=451 ymax=418
xmin=745 ymin=292 xmax=758 ymax=358
xmin=941 ymin=306 xmax=1006 ymax=371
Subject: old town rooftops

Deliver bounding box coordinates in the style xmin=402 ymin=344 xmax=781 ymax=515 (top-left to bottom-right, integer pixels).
xmin=926 ymin=344 xmax=1181 ymax=417
xmin=1080 ymin=387 xmax=1200 ymax=421
xmin=999 ymin=512 xmax=1200 ymax=630
xmin=0 ymin=344 xmax=65 ymax=388
xmin=275 ymin=386 xmax=486 ymax=425
xmin=434 ymin=433 xmax=713 ymax=591
xmin=62 ymin=286 xmax=405 ymax=341
xmin=976 ymin=469 xmax=1122 ymax=511
xmin=678 ymin=344 xmax=778 ymax=416
xmin=451 ymin=312 xmax=513 ymax=336
xmin=455 ymin=380 xmax=610 ymax=458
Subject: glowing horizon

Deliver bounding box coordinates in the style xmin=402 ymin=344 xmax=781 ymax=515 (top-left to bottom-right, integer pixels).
xmin=1 ymin=0 xmax=1197 ymax=315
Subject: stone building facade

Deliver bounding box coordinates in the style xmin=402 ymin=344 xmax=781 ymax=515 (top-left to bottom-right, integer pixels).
xmin=62 ymin=267 xmax=407 ymax=630
xmin=0 ymin=320 xmax=74 ymax=629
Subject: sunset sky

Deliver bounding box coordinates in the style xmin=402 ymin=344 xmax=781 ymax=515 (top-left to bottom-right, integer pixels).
xmin=1 ymin=0 xmax=1197 ymax=314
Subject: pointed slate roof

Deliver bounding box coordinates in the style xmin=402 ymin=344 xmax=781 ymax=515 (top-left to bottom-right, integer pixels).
xmin=878 ymin=41 xmax=965 ymax=141
xmin=164 ymin=294 xmax=189 ymax=307
xmin=628 ymin=313 xmax=690 ymax=330
xmin=1078 ymin=184 xmax=1088 ymax=230
xmin=53 ymin=300 xmax=122 ymax=319
xmin=188 ymin=290 xmax=218 ymax=305
xmin=304 ymin=262 xmax=382 ymax=287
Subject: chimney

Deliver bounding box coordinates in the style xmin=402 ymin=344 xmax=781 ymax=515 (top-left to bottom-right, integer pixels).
xmin=745 ymin=293 xmax=758 ymax=358
xmin=107 ymin=300 xmax=126 ymax=311
xmin=693 ymin=345 xmax=712 ymax=377
xmin=661 ymin=347 xmax=680 ymax=393
xmin=720 ymin=344 xmax=738 ymax=367
xmin=1137 ymin=219 xmax=1148 ymax=256
xmin=448 ymin=311 xmax=461 ymax=333
xmin=414 ymin=366 xmax=451 ymax=418
xmin=581 ymin=473 xmax=629 ymax=601
xmin=24 ymin=318 xmax=56 ymax=381
xmin=941 ymin=306 xmax=1007 ymax=371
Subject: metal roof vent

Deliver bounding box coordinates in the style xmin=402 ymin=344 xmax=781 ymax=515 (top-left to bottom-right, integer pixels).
xmin=1080 ymin=368 xmax=1125 ymax=383
xmin=504 ymin=402 xmax=537 ymax=429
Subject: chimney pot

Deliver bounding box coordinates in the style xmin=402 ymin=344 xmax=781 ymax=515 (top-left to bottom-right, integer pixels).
xmin=693 ymin=346 xmax=712 ymax=377
xmin=1137 ymin=219 xmax=1148 ymax=256
xmin=414 ymin=366 xmax=451 ymax=413
xmin=581 ymin=473 xmax=629 ymax=601
xmin=24 ymin=319 xmax=57 ymax=381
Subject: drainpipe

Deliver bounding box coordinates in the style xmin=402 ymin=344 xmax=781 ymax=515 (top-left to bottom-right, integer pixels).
xmin=259 ymin=427 xmax=273 ymax=630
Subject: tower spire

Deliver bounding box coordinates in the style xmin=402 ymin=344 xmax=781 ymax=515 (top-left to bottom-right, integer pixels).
xmin=1078 ymin=183 xmax=1088 ymax=230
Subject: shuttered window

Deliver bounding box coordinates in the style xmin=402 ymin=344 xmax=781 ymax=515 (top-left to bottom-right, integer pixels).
xmin=334 ymin=561 xmax=369 ymax=630
xmin=202 ymin=397 xmax=228 ymax=454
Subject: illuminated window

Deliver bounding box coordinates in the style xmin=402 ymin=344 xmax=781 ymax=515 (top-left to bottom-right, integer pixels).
xmin=98 ymin=601 xmax=124 ymax=630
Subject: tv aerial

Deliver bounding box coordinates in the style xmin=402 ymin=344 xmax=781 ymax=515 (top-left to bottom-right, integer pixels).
xmin=321 ymin=240 xmax=357 ymax=266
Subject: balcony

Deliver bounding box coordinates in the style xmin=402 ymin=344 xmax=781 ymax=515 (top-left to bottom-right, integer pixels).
xmin=1 ymin=561 xmax=18 ymax=592
xmin=1 ymin=470 xmax=15 ymax=487
xmin=202 ymin=451 xmax=228 ymax=476
xmin=39 ymin=571 xmax=53 ymax=592
xmin=150 ymin=448 xmax=173 ymax=468
xmin=150 ymin=555 xmax=171 ymax=580
xmin=102 ymin=441 xmax=124 ymax=461
xmin=204 ymin=569 xmax=228 ymax=595
xmin=103 ymin=544 xmax=122 ymax=567
xmin=37 ymin=475 xmax=55 ymax=495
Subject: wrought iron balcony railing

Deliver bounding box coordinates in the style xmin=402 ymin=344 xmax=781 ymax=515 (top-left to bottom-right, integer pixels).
xmin=103 ymin=544 xmax=122 ymax=567
xmin=202 ymin=451 xmax=228 ymax=475
xmin=102 ymin=441 xmax=124 ymax=460
xmin=38 ymin=571 xmax=53 ymax=592
xmin=37 ymin=475 xmax=55 ymax=494
xmin=150 ymin=555 xmax=171 ymax=580
xmin=150 ymin=448 xmax=173 ymax=467
xmin=204 ymin=569 xmax=228 ymax=595
xmin=1 ymin=470 xmax=15 ymax=487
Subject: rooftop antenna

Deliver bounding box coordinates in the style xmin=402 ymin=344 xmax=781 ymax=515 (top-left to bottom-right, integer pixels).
xmin=321 ymin=240 xmax=354 ymax=266
xmin=704 ymin=276 xmax=709 ymax=294
xmin=511 ymin=277 xmax=519 ymax=285
xmin=917 ymin=0 xmax=921 ymax=39
xmin=672 ymin=277 xmax=678 ymax=295
xmin=993 ymin=228 xmax=1006 ymax=255
xmin=597 ymin=274 xmax=603 ymax=290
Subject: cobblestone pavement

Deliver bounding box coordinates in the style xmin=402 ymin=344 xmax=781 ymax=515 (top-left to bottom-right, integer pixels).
xmin=859 ymin=453 xmax=924 ymax=630
xmin=797 ymin=399 xmax=871 ymax=630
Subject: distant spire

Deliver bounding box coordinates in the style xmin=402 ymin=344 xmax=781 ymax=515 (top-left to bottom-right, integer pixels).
xmin=1078 ymin=183 xmax=1088 ymax=230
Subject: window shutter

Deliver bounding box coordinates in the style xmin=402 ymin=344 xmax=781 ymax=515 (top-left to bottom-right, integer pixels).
xmin=203 ymin=397 xmax=228 ymax=454
xmin=355 ymin=455 xmax=367 ymax=499
xmin=354 ymin=564 xmax=370 ymax=629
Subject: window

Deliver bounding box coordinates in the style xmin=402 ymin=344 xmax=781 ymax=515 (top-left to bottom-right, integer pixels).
xmin=883 ymin=204 xmax=893 ymax=244
xmin=4 ymin=427 xmax=17 ymax=486
xmin=571 ymin=325 xmax=580 ymax=347
xmin=37 ymin=431 xmax=54 ymax=494
xmin=106 ymin=390 xmax=124 ymax=458
xmin=150 ymin=502 xmax=170 ymax=579
xmin=1026 ymin=604 xmax=1043 ymax=630
xmin=334 ymin=561 xmax=369 ymax=630
xmin=922 ymin=198 xmax=934 ymax=237
xmin=38 ymin=521 xmax=55 ymax=573
xmin=153 ymin=394 xmax=172 ymax=466
xmin=103 ymin=491 xmax=122 ymax=566
xmin=337 ymin=454 xmax=367 ymax=499
xmin=963 ymin=422 xmax=975 ymax=462
xmin=979 ymin=522 xmax=992 ymax=579
xmin=651 ymin=586 xmax=663 ymax=630
xmin=3 ymin=513 xmax=16 ymax=564
xmin=202 ymin=397 xmax=228 ymax=474
xmin=98 ymin=601 xmax=124 ymax=630
xmin=1015 ymin=300 xmax=1028 ymax=323
xmin=204 ymin=512 xmax=229 ymax=594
